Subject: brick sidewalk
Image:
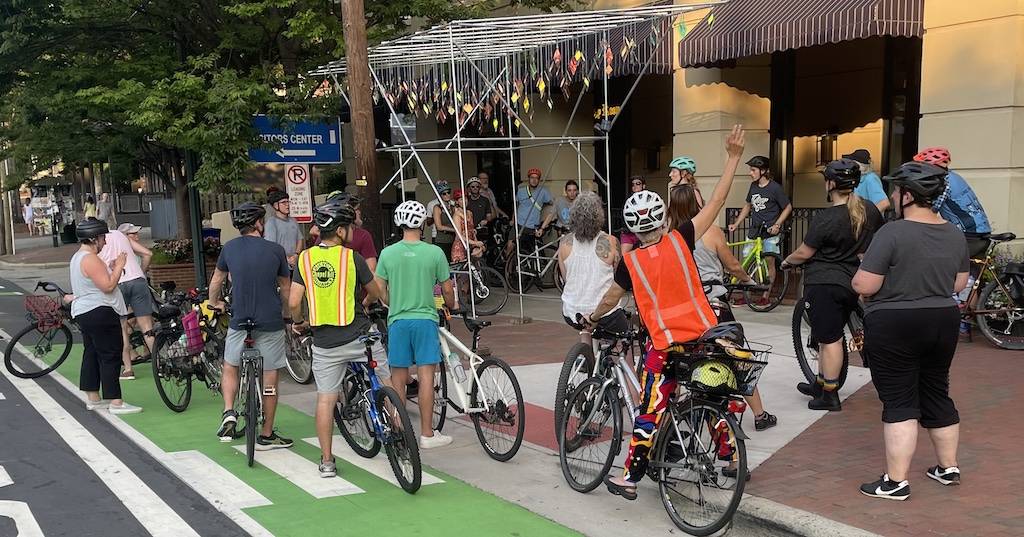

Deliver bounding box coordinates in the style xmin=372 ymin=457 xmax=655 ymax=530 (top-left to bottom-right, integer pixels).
xmin=448 ymin=314 xmax=579 ymax=366
xmin=747 ymin=339 xmax=1024 ymax=537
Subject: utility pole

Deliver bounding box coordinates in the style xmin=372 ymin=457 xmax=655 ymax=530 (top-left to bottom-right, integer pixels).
xmin=339 ymin=0 xmax=382 ymax=247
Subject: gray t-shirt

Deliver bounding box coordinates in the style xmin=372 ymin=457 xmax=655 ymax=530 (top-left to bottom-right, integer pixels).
xmin=859 ymin=220 xmax=969 ymax=314
xmin=292 ymin=249 xmax=374 ymax=348
xmin=264 ymin=214 xmax=303 ymax=257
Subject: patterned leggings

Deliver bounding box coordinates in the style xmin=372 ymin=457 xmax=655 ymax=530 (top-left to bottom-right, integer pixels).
xmin=622 ymin=344 xmax=678 ymax=483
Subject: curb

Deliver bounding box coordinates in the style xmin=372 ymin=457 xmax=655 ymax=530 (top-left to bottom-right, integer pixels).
xmin=0 ymin=259 xmax=69 ymax=270
xmin=736 ymin=494 xmax=884 ymax=537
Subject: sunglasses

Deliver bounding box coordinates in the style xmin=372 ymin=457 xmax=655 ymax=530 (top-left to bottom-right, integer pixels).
xmin=631 ymin=181 xmax=644 ymax=186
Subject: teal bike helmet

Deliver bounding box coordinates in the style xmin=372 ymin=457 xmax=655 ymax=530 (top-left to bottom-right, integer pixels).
xmin=669 ymin=156 xmax=696 ymax=173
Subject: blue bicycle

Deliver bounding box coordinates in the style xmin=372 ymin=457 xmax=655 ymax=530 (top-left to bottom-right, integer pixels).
xmin=334 ymin=332 xmax=422 ymax=493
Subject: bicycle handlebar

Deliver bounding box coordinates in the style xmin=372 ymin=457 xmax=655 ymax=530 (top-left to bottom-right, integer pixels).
xmin=36 ymin=281 xmax=68 ymax=296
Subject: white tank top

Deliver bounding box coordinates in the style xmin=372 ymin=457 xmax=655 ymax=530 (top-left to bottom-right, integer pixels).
xmin=561 ymin=233 xmax=623 ymax=320
xmin=70 ymin=251 xmax=127 ymax=318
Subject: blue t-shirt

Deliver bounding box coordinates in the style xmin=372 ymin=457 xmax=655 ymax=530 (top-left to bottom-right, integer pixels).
xmin=937 ymin=170 xmax=991 ymax=235
xmin=515 ymin=184 xmax=553 ymax=229
xmin=854 ymin=171 xmax=887 ymax=206
xmin=217 ymin=235 xmax=290 ymax=331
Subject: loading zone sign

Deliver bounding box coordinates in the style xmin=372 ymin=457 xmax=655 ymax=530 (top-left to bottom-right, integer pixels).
xmin=285 ymin=164 xmax=313 ymax=224
xmin=249 ymin=115 xmax=343 ymax=164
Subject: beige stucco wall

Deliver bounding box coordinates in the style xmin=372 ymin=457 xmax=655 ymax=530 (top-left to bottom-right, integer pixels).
xmin=920 ymin=0 xmax=1024 ymax=243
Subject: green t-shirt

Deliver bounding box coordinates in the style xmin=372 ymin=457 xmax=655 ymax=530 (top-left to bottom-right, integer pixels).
xmin=376 ymin=240 xmax=450 ymax=325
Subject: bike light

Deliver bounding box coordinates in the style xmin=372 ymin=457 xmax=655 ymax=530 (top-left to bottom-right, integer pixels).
xmin=369 ymin=360 xmax=377 ymax=368
xmin=727 ymin=400 xmax=747 ymax=414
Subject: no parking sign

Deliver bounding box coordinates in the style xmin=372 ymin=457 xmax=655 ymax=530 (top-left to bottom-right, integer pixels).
xmin=285 ymin=163 xmax=312 ymax=223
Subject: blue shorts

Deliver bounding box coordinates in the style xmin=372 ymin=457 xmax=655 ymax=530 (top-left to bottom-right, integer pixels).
xmin=387 ymin=319 xmax=441 ymax=368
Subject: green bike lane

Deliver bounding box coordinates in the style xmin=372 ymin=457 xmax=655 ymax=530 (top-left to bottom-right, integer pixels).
xmin=39 ymin=346 xmax=581 ymax=537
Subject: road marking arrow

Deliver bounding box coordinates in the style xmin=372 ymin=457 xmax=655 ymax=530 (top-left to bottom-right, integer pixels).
xmin=0 ymin=465 xmax=11 ymax=488
xmin=275 ymin=149 xmax=317 ymax=158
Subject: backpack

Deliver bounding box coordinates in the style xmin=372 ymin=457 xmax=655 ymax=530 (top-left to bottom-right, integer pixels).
xmin=934 ymin=171 xmax=991 ymax=234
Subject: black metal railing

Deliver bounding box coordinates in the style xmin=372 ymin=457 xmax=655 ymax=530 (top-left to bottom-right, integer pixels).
xmin=723 ymin=207 xmax=821 ymax=258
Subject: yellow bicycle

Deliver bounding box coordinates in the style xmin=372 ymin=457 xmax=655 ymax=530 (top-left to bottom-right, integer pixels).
xmin=726 ymin=225 xmax=790 ymax=312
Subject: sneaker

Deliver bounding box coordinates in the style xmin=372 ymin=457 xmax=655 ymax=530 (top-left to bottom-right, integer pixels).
xmin=797 ymin=382 xmax=822 ymax=398
xmin=808 ymin=390 xmax=841 ymax=411
xmin=926 ymin=465 xmax=961 ymax=486
xmin=721 ymin=466 xmax=752 ymax=481
xmin=109 ymin=402 xmax=143 ymax=415
xmin=256 ymin=431 xmax=294 ymax=451
xmin=860 ymin=474 xmax=910 ymax=501
xmin=217 ymin=410 xmax=238 ymax=442
xmin=119 ymin=369 xmax=136 ymax=381
xmin=319 ymin=457 xmax=338 ymax=478
xmin=86 ymin=399 xmax=109 ymax=411
xmin=406 ymin=379 xmax=420 ymax=399
xmin=754 ymin=411 xmax=778 ymax=431
xmin=419 ymin=432 xmax=453 ymax=449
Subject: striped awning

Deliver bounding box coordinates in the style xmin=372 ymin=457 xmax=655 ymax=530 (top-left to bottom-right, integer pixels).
xmin=679 ymin=0 xmax=924 ymax=68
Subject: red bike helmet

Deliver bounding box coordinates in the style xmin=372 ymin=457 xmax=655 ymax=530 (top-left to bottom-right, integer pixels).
xmin=913 ymin=147 xmax=951 ymax=168
xmin=526 ymin=168 xmax=542 ymax=179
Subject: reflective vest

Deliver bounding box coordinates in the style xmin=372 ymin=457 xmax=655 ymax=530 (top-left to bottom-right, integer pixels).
xmin=623 ymin=229 xmax=717 ymax=350
xmin=298 ymin=244 xmax=358 ymax=327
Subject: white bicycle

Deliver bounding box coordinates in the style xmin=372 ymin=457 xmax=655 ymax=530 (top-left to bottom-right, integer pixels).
xmin=430 ymin=308 xmax=525 ymax=462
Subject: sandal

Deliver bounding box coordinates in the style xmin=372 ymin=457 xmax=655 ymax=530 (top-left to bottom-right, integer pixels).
xmin=130 ymin=354 xmax=151 ymax=365
xmin=604 ymin=475 xmax=638 ymax=501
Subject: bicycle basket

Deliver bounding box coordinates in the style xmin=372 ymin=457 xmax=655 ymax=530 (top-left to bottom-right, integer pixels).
xmin=162 ymin=336 xmax=199 ymax=368
xmin=24 ymin=295 xmax=64 ymax=331
xmin=670 ymin=340 xmax=770 ymax=397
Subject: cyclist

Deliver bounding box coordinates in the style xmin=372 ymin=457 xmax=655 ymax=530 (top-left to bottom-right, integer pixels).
xmin=558 ymin=191 xmax=627 ymax=345
xmin=208 ymin=202 xmax=293 ymax=450
xmin=289 ymin=200 xmax=387 ymax=478
xmin=98 ymin=224 xmax=154 ymax=380
xmin=852 ymin=161 xmax=969 ymax=500
xmin=667 ymin=184 xmax=777 ymax=434
xmin=583 ymin=125 xmax=746 ymax=500
xmin=70 ymin=218 xmax=141 ymax=414
xmin=426 ymin=181 xmax=457 ymax=260
xmin=728 ymin=156 xmax=792 ymax=306
xmin=464 ymin=177 xmax=495 ymax=231
xmin=620 ymin=177 xmax=647 ymax=254
xmin=667 ymin=156 xmax=704 ymax=205
xmin=781 ymin=159 xmax=883 ymax=411
xmin=515 ymin=168 xmax=555 ymax=255
xmin=375 ymin=200 xmax=458 ymax=449
xmin=263 ymin=189 xmax=304 ymax=269
xmin=843 ymin=149 xmax=890 ymax=213
xmin=552 ymin=179 xmax=579 ymax=231
xmin=451 ymin=189 xmax=485 ymax=263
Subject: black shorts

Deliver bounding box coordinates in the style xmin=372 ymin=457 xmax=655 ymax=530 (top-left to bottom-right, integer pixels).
xmin=863 ymin=306 xmax=961 ymax=428
xmin=564 ymin=309 xmax=630 ymax=337
xmin=803 ymin=284 xmax=859 ymax=345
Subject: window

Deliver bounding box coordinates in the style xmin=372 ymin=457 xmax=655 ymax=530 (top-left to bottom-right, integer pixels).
xmin=815 ymin=133 xmax=837 ymax=167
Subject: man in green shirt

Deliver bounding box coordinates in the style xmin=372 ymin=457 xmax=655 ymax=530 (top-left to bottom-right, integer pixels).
xmin=375 ymin=200 xmax=458 ymax=449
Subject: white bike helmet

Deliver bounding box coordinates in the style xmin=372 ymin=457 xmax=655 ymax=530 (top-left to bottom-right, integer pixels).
xmin=394 ymin=200 xmax=428 ymax=228
xmin=623 ymin=191 xmax=666 ymax=233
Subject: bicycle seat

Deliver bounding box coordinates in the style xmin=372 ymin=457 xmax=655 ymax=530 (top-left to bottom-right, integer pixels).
xmin=988 ymin=232 xmax=1016 ymax=242
xmin=153 ymin=303 xmax=181 ymax=321
xmin=237 ymin=319 xmax=258 ymax=331
xmin=464 ymin=317 xmax=491 ymax=332
xmin=359 ymin=333 xmax=381 ymax=345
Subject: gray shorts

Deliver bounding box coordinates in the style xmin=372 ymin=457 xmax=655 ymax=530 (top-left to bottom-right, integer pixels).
xmin=119 ymin=277 xmax=154 ymax=318
xmin=312 ymin=339 xmax=390 ymax=394
xmin=225 ymin=328 xmax=287 ymax=370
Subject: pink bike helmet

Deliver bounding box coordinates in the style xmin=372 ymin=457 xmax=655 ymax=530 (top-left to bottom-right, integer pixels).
xmin=913 ymin=147 xmax=951 ymax=168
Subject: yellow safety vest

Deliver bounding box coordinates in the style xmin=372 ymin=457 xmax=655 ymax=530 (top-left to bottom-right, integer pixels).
xmin=298 ymin=244 xmax=358 ymax=327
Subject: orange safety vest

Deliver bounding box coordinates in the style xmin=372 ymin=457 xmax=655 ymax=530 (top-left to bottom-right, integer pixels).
xmin=623 ymin=229 xmax=717 ymax=350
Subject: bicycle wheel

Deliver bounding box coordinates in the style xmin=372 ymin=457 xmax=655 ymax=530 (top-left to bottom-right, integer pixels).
xmin=245 ymin=363 xmax=261 ymax=467
xmin=469 ymin=358 xmax=525 ymax=461
xmin=654 ymin=402 xmax=746 ymax=536
xmin=553 ymin=343 xmax=595 ymax=439
xmin=744 ymin=254 xmax=788 ymax=312
xmin=377 ymin=386 xmax=421 ymax=494
xmin=504 ymin=255 xmax=529 ymax=294
xmin=284 ymin=331 xmax=313 ymax=384
xmin=975 ymin=280 xmax=1024 ymax=350
xmin=335 ymin=373 xmax=381 ymax=458
xmin=459 ymin=266 xmax=509 ymax=316
xmin=791 ymin=298 xmax=849 ymax=390
xmin=432 ymin=360 xmax=448 ymax=431
xmin=151 ymin=336 xmax=193 ymax=413
xmin=3 ymin=322 xmax=74 ymax=379
xmin=558 ymin=377 xmax=621 ymax=493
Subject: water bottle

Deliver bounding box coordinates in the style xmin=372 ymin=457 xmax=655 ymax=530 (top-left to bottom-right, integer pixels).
xmin=177 ymin=332 xmax=188 ymax=350
xmin=448 ymin=351 xmax=467 ymax=383
xmin=957 ymin=274 xmax=975 ymax=303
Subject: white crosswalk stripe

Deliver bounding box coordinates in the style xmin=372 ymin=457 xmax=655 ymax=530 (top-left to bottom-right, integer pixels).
xmin=0 ymin=464 xmax=12 ymax=488
xmin=232 ymin=446 xmax=365 ymax=498
xmin=166 ymin=451 xmax=272 ymax=509
xmin=303 ymin=436 xmax=445 ymax=488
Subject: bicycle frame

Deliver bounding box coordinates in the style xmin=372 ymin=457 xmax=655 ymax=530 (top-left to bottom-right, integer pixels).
xmin=726 ymin=236 xmax=768 ymax=282
xmin=437 ymin=326 xmax=494 ymax=413
xmin=345 ymin=361 xmax=391 ymax=440
xmin=516 ymin=234 xmax=560 ymax=279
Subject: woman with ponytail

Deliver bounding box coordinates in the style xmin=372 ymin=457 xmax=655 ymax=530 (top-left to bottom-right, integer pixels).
xmin=782 ymin=158 xmax=883 ymax=411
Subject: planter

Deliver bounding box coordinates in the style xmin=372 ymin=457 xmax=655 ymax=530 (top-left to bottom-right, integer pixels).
xmin=149 ymin=262 xmax=216 ymax=291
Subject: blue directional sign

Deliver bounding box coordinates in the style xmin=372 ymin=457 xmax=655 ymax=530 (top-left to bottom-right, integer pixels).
xmin=249 ymin=115 xmax=343 ymax=164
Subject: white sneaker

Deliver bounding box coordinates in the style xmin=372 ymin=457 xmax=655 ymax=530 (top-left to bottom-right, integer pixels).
xmin=86 ymin=399 xmax=109 ymax=411
xmin=109 ymin=402 xmax=143 ymax=415
xmin=419 ymin=432 xmax=453 ymax=449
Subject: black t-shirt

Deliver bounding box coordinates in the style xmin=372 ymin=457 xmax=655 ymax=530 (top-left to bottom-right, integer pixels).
xmin=217 ymin=236 xmax=290 ymax=331
xmin=466 ymin=195 xmax=492 ymax=225
xmin=292 ymin=248 xmax=375 ymax=348
xmin=802 ymin=201 xmax=884 ymax=290
xmin=614 ymin=221 xmax=696 ymax=291
xmin=745 ymin=180 xmax=791 ymax=238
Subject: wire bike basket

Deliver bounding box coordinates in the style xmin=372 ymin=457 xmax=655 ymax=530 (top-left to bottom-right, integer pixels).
xmin=670 ymin=340 xmax=771 ymax=397
xmin=24 ymin=295 xmax=66 ymax=331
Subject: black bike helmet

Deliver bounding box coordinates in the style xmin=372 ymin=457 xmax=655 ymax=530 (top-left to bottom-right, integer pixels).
xmin=313 ymin=200 xmax=356 ymax=233
xmin=821 ymin=158 xmax=862 ymax=191
xmin=267 ymin=189 xmax=289 ymax=205
xmin=883 ymin=162 xmax=947 ymax=203
xmin=76 ymin=217 xmax=109 ymax=241
xmin=326 ymin=190 xmax=361 ymax=207
xmin=230 ymin=201 xmax=266 ymax=229
xmin=745 ymin=156 xmax=770 ymax=170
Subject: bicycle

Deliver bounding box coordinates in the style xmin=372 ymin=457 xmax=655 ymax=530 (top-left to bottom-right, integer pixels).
xmin=333 ymin=332 xmax=422 ymax=493
xmin=430 ymin=307 xmax=526 ymax=461
xmin=725 ymin=224 xmax=790 ymax=312
xmin=234 ymin=318 xmax=265 ymax=468
xmin=450 ymin=259 xmax=509 ymax=316
xmin=4 ymin=282 xmax=75 ymax=379
xmin=559 ymin=326 xmax=770 ymax=536
xmin=283 ymin=318 xmax=314 ymax=384
xmin=790 ymin=271 xmax=864 ymax=392
xmin=503 ymin=227 xmax=565 ymax=294
xmin=961 ymin=232 xmax=1024 ymax=349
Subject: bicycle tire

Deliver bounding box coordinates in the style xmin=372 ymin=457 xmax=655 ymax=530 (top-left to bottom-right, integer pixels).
xmin=744 ymin=254 xmax=788 ymax=312
xmin=3 ymin=322 xmax=74 ymax=379
xmin=654 ymin=402 xmax=746 ymax=536
xmin=469 ymin=357 xmax=525 ymax=462
xmin=553 ymin=343 xmax=595 ymax=440
xmin=475 ymin=266 xmax=510 ymax=316
xmin=791 ymin=298 xmax=849 ymax=390
xmin=432 ymin=359 xmax=448 ymax=431
xmin=335 ymin=373 xmax=381 ymax=458
xmin=377 ymin=386 xmax=421 ymax=494
xmin=975 ymin=280 xmax=1024 ymax=350
xmin=558 ymin=377 xmax=621 ymax=493
xmin=284 ymin=331 xmax=313 ymax=384
xmin=504 ymin=255 xmax=535 ymax=294
xmin=245 ymin=362 xmax=260 ymax=467
xmin=151 ymin=335 xmax=193 ymax=413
